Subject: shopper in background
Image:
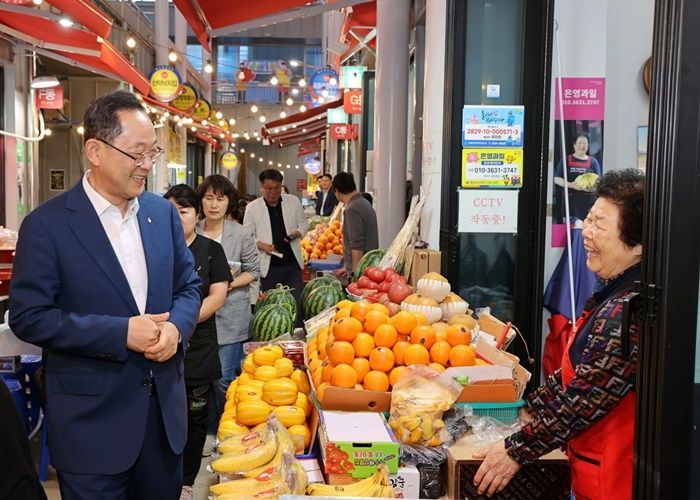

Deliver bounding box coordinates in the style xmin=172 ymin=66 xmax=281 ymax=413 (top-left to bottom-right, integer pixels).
xmin=164 ymin=184 xmax=231 ymax=500
xmin=244 ymin=169 xmax=308 ymax=311
xmin=9 ymin=90 xmax=202 ymax=499
xmin=474 ymin=169 xmax=645 ymax=499
xmin=315 ymin=173 xmax=338 ymax=216
xmin=196 ymin=175 xmax=260 ymax=413
xmin=0 ymin=381 xmax=46 ymax=500
xmin=332 ymin=172 xmax=379 ymax=279
xmin=281 ymin=185 xmax=290 ymax=194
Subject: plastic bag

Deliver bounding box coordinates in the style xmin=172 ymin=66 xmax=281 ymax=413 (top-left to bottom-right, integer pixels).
xmin=459 ymin=406 xmax=525 ymax=447
xmin=209 ymin=416 xmax=308 ymax=497
xmin=388 ymin=365 xmax=464 ymax=447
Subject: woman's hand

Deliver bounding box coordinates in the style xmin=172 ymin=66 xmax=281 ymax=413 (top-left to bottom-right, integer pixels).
xmin=473 ymin=440 xmax=521 ymax=496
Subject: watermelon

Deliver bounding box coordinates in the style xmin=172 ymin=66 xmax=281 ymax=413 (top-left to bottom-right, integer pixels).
xmin=252 ymin=303 xmax=295 ymax=341
xmin=303 ymin=284 xmax=345 ymax=319
xmin=355 ymin=248 xmax=386 ymax=279
xmin=256 ymin=284 xmax=297 ymax=321
xmin=300 ymin=275 xmax=343 ymax=306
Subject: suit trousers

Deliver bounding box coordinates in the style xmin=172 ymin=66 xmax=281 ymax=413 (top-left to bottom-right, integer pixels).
xmin=57 ymin=385 xmax=182 ymax=500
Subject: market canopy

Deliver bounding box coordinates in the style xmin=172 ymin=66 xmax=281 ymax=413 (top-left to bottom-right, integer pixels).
xmin=44 ymin=0 xmax=113 ymax=39
xmin=173 ymin=0 xmax=373 ymax=51
xmin=0 ymin=5 xmax=149 ymax=94
xmin=338 ymin=1 xmax=376 ymax=65
xmin=262 ymin=97 xmax=343 ymax=147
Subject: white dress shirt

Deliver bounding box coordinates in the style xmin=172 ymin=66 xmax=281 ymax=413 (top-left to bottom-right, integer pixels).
xmin=83 ymin=172 xmax=148 ymax=314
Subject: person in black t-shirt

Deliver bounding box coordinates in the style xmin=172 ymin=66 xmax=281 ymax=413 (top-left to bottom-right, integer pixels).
xmin=165 ymin=185 xmax=232 ymax=500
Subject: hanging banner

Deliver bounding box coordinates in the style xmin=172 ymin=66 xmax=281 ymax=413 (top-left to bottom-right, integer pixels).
xmin=167 ymin=126 xmax=184 ymax=165
xmin=192 ymin=98 xmax=212 ymax=120
xmin=330 ymin=123 xmax=358 ymax=140
xmin=171 ymin=83 xmax=199 ymax=113
xmin=308 ymin=67 xmax=340 ymax=105
xmin=344 ymin=90 xmax=363 ymax=114
xmin=461 ymin=148 xmax=523 ymax=188
xmin=149 ymin=65 xmax=182 ymax=103
xmin=457 ymin=190 xmax=519 ymax=233
xmin=220 ymin=152 xmax=239 ymax=170
xmin=551 ymin=77 xmax=606 ymax=247
xmin=35 ymin=86 xmax=63 ymax=109
xmin=298 ymin=138 xmax=321 ymax=157
xmin=462 ymin=105 xmax=524 ymax=148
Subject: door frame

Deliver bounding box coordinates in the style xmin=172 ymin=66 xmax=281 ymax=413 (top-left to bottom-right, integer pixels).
xmin=440 ymin=0 xmax=555 ymax=385
xmin=635 ymin=0 xmax=700 ymax=497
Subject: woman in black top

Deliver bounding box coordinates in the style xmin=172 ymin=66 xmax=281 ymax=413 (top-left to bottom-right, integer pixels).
xmin=164 ymin=185 xmax=232 ymax=500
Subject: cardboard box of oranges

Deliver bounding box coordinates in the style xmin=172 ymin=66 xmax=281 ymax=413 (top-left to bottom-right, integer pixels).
xmin=305 ymin=299 xmax=525 ymax=412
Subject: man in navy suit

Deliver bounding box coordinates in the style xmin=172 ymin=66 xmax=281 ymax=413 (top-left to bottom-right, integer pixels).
xmin=314 ymin=173 xmax=338 ymax=216
xmin=9 ymin=90 xmax=202 ymax=499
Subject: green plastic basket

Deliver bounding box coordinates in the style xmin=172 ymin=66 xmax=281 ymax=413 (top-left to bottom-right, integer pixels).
xmin=459 ymin=400 xmax=525 ymax=424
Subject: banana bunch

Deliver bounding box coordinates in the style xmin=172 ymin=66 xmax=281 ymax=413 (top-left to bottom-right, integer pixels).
xmin=211 ymin=433 xmax=277 ymax=475
xmin=306 ymin=464 xmax=395 ymax=498
xmin=210 ymin=464 xmax=286 ymax=498
xmin=217 ymin=424 xmax=271 ymax=455
xmin=389 ymin=412 xmax=445 ymax=446
xmin=574 ymin=172 xmax=599 ymax=190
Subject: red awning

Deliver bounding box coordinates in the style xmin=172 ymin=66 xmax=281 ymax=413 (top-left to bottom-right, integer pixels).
xmin=337 ymin=1 xmax=376 ymax=66
xmin=0 ymin=8 xmax=149 ymax=94
xmin=44 ymin=0 xmax=113 ymax=39
xmin=0 ymin=9 xmax=102 ymax=56
xmin=171 ymin=0 xmax=210 ymax=51
xmin=54 ymin=41 xmax=150 ymax=94
xmin=262 ymin=97 xmax=343 ymax=147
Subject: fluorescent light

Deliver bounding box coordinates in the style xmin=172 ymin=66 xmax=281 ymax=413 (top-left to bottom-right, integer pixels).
xmin=31 ymin=76 xmax=59 ymax=89
xmin=59 ymin=18 xmax=73 ymax=27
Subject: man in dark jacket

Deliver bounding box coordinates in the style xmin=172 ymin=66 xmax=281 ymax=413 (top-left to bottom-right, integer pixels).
xmin=314 ymin=174 xmax=338 ymax=216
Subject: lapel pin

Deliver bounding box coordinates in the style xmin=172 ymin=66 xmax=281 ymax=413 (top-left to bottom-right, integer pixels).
xmin=147 ymin=217 xmax=152 ymax=223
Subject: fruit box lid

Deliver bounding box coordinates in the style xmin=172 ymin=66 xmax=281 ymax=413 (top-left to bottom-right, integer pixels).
xmin=321 ymin=411 xmax=394 ymax=444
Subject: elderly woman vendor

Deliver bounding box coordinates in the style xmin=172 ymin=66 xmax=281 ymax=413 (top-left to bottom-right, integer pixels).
xmin=474 ymin=169 xmax=645 ymax=499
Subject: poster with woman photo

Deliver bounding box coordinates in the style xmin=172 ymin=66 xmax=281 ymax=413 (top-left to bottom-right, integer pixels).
xmin=551 ymin=78 xmax=605 ymax=247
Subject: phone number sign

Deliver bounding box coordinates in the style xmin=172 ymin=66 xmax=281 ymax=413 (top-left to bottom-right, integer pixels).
xmin=462 ymin=105 xmax=524 ymax=147
xmin=461 ymin=148 xmax=523 ymax=188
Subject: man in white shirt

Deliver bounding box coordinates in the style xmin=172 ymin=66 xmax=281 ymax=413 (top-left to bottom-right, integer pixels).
xmin=244 ymin=169 xmax=308 ymax=322
xmin=10 ymin=90 xmax=201 ymax=499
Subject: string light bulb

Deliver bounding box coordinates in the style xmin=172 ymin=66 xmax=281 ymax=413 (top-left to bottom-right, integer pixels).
xmin=280 ymin=111 xmax=287 ymax=118
xmin=250 ymin=104 xmax=258 ymax=113
xmin=228 ymin=118 xmax=236 ymax=125
xmin=286 ymin=97 xmax=293 ymax=106
xmin=204 ymin=61 xmax=213 ymax=74
xmin=76 ymin=125 xmax=84 ymax=135
xmin=215 ymin=111 xmax=223 ymax=119
xmin=259 ymin=115 xmax=266 ymax=123
xmin=299 ymin=105 xmax=307 ymax=112
xmin=168 ymin=51 xmax=177 ymax=62
xmin=270 ymin=76 xmax=279 ymax=86
xmin=126 ymin=37 xmax=136 ymax=50
xmin=298 ymin=78 xmax=306 ymax=87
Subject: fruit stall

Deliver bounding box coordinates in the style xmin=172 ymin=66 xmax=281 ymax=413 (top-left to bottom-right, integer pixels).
xmin=206 ymin=200 xmax=571 ymax=499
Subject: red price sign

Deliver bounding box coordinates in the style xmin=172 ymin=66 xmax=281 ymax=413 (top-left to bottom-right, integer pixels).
xmin=35 ymin=86 xmax=63 ymax=109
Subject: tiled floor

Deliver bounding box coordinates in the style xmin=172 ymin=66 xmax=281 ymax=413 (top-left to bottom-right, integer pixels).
xmin=34 ymin=434 xmax=218 ymax=500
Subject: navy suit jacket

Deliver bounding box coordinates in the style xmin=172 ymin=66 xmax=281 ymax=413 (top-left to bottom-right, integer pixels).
xmin=9 ymin=181 xmax=202 ymax=475
xmin=315 ymin=189 xmax=338 ymax=216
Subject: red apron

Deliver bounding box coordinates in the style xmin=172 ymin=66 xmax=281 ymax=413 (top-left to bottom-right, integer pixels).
xmin=561 ymin=310 xmax=635 ymax=500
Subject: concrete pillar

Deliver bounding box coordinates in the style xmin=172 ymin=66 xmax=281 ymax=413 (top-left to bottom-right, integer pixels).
xmin=419 ymin=0 xmax=447 ymax=249
xmin=174 ymin=10 xmax=188 ymax=186
xmin=373 ymin=0 xmax=410 ymax=247
xmin=152 ymin=0 xmax=170 ymax=194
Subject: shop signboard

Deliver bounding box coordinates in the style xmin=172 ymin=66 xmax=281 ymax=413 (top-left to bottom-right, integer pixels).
xmin=344 ymin=90 xmax=362 ymax=114
xmin=167 ymin=126 xmax=184 ymax=165
xmin=461 ymin=148 xmax=523 ymax=188
xmin=298 ymin=138 xmax=321 ymax=157
xmin=192 ymin=98 xmax=211 ymax=120
xmin=309 ymin=67 xmax=340 ymax=104
xmin=339 ymin=66 xmax=366 ymax=89
xmin=462 ymin=105 xmax=524 ymax=148
xmin=35 ymin=86 xmax=63 ymax=109
xmin=304 ymin=155 xmax=322 ymax=175
xmin=457 ymin=190 xmax=518 ymax=234
xmin=171 ymin=83 xmax=199 ymax=113
xmin=149 ymin=65 xmax=182 ymax=103
xmin=330 ymin=123 xmax=358 ymax=141
xmin=296 ymin=179 xmax=307 ymax=191
xmin=327 ymin=108 xmax=348 ymax=124
xmin=220 ymin=152 xmax=238 ymax=170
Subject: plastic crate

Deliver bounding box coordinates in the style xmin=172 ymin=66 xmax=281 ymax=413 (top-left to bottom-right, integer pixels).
xmin=461 ymin=400 xmax=525 ymax=424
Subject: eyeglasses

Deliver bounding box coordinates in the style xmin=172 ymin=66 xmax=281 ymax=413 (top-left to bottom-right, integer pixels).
xmin=96 ymin=138 xmax=164 ymax=167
